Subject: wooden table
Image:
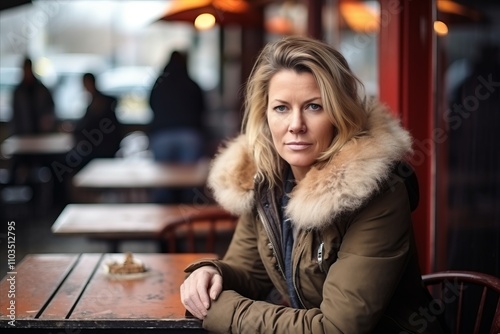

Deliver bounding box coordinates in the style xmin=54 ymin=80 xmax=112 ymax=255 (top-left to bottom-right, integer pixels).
xmin=51 ymin=203 xmax=228 ymax=252
xmin=72 ymin=158 xmax=210 ymax=202
xmin=0 ymin=253 xmax=215 ymax=332
xmin=0 ymin=133 xmax=75 ymax=213
xmin=1 ymin=133 xmax=74 ymax=158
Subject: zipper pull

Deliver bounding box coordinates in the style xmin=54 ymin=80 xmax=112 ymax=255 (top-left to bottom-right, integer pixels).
xmin=317 ymin=241 xmax=325 ymax=273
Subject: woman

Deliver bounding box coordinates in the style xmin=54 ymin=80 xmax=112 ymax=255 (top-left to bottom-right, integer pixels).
xmin=180 ymin=36 xmax=445 ymax=333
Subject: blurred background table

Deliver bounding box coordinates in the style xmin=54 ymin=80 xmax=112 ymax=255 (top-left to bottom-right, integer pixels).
xmin=0 ymin=133 xmax=74 ymax=158
xmin=0 ymin=253 xmax=215 ymax=333
xmin=0 ymin=133 xmax=75 ymax=217
xmin=72 ymin=158 xmax=210 ymax=202
xmin=51 ymin=203 xmax=228 ymax=252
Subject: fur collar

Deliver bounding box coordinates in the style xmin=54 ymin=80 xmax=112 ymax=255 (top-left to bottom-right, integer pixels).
xmin=207 ymin=101 xmax=413 ymax=230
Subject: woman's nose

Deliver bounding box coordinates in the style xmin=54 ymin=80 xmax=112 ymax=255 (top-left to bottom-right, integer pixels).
xmin=288 ymin=110 xmax=306 ymax=134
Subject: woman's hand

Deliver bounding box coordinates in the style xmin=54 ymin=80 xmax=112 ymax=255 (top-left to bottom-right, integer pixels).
xmin=180 ymin=266 xmax=223 ymax=319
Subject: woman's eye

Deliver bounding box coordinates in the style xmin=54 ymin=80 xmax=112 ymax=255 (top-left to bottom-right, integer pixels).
xmin=273 ymin=105 xmax=287 ymax=112
xmin=307 ymin=103 xmax=322 ymax=111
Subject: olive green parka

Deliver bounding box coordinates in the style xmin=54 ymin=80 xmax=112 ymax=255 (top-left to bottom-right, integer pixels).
xmin=185 ymin=101 xmax=445 ymax=334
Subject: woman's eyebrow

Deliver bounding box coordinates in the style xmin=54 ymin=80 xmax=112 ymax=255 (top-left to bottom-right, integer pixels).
xmin=270 ymin=97 xmax=322 ymax=104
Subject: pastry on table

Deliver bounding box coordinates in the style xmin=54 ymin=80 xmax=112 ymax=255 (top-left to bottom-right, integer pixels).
xmin=105 ymin=252 xmax=147 ymax=274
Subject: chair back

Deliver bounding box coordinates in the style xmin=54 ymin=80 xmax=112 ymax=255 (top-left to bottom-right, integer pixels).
xmin=161 ymin=207 xmax=238 ymax=257
xmin=421 ymin=270 xmax=500 ymax=334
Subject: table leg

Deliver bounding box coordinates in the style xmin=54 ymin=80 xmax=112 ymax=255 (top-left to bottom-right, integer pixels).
xmin=108 ymin=240 xmax=120 ymax=253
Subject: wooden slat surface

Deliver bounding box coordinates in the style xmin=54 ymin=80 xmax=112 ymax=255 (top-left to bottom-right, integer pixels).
xmin=51 ymin=204 xmax=227 ymax=239
xmin=39 ymin=254 xmax=103 ymax=319
xmin=69 ymin=253 xmax=216 ymax=320
xmin=0 ymin=253 xmax=216 ymax=331
xmin=0 ymin=254 xmax=79 ymax=320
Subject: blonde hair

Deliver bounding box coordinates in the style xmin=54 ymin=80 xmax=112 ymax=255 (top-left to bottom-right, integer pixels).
xmin=242 ymin=35 xmax=368 ymax=187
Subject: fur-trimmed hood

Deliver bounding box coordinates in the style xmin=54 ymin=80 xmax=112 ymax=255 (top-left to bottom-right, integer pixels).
xmin=208 ymin=101 xmax=413 ymax=230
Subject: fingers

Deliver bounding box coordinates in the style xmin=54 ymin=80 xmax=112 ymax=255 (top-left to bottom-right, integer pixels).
xmin=180 ymin=267 xmax=222 ymax=320
xmin=181 ymin=281 xmax=208 ymax=319
xmin=209 ymin=273 xmax=223 ymax=300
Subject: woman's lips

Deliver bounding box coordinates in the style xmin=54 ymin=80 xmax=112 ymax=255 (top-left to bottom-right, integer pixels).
xmin=286 ymin=142 xmax=312 ymax=151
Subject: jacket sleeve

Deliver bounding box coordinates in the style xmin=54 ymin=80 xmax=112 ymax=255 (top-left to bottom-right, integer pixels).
xmin=201 ymin=180 xmax=414 ymax=333
xmin=184 ymin=210 xmax=275 ymax=301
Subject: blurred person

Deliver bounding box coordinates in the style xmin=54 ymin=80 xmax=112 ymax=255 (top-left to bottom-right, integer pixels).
xmin=7 ymin=57 xmax=56 ymax=187
xmin=180 ymin=36 xmax=446 ymax=333
xmin=71 ymin=73 xmax=122 ymax=170
xmin=148 ymin=50 xmax=206 ymax=203
xmin=11 ymin=57 xmax=55 ymax=135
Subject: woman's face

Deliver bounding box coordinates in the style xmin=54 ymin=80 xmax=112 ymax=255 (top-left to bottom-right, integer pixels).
xmin=267 ymin=70 xmax=335 ymax=181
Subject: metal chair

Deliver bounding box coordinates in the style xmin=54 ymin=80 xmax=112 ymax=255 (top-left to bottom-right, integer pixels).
xmin=161 ymin=207 xmax=238 ymax=257
xmin=422 ymin=270 xmax=500 ymax=334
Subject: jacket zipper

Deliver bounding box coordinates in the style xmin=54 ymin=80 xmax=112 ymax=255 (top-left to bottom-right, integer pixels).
xmin=256 ymin=204 xmax=286 ymax=280
xmin=256 ymin=182 xmax=304 ymax=306
xmin=316 ymin=229 xmax=325 ymax=273
xmin=292 ymin=231 xmax=306 ymax=308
